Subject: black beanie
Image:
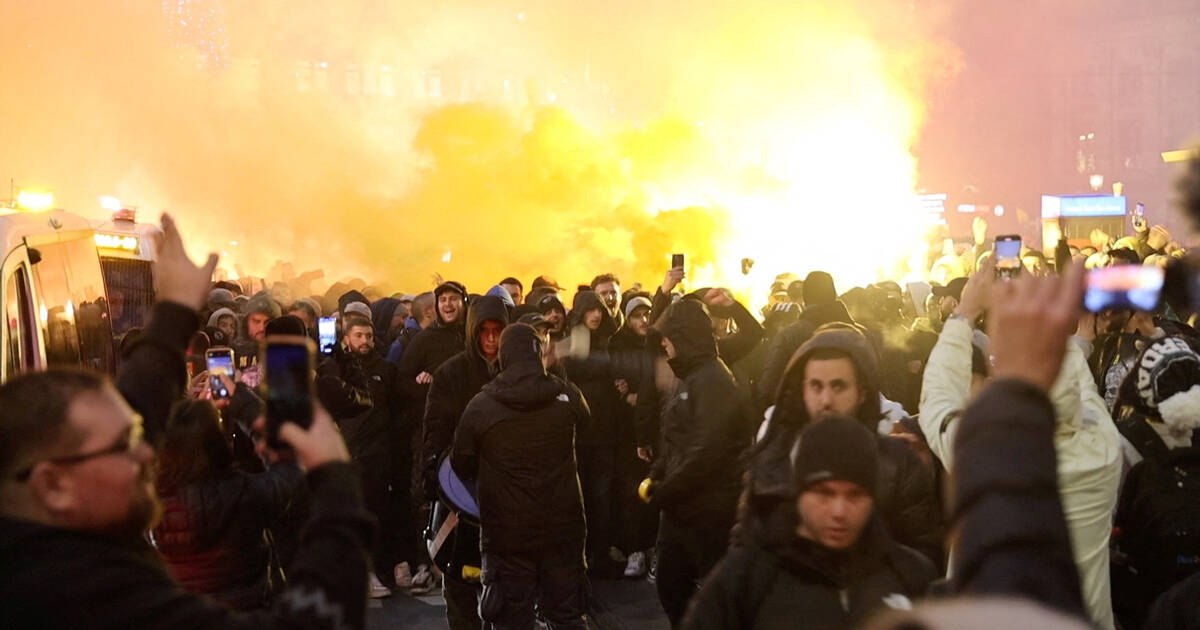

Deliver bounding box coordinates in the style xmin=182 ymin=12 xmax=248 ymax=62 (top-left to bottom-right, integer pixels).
xmin=803 ymin=271 xmax=838 ymax=307
xmin=266 ymin=315 xmax=307 ymax=338
xmin=793 ymin=417 xmax=879 ymax=496
xmin=498 ymin=323 xmax=544 ymax=370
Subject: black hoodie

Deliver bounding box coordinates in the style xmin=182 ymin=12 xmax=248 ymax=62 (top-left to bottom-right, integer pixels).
xmin=740 ymin=326 xmax=945 ymax=567
xmin=650 ymin=299 xmax=756 ymax=524
xmin=451 ymin=324 xmax=590 ymax=554
xmin=420 ymin=295 xmax=509 ymax=498
xmin=564 ymin=291 xmax=623 ymax=447
xmin=757 ymin=300 xmax=856 ymax=403
xmin=396 ymin=285 xmax=468 ymax=415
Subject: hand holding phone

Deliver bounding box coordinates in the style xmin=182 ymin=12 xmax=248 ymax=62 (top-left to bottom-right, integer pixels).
xmin=262 ymin=336 xmax=316 ymax=449
xmin=671 ymin=253 xmax=685 ymax=269
xmin=317 ymin=316 xmax=337 ymax=356
xmin=205 ymin=348 xmax=235 ymax=401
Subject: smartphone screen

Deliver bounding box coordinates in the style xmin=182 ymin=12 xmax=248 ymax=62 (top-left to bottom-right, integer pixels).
xmin=205 ymin=348 xmax=234 ymax=400
xmin=995 ymin=235 xmax=1022 ymax=278
xmin=317 ymin=316 xmax=337 ymax=356
xmin=1084 ymin=265 xmax=1164 ymax=312
xmin=263 ymin=337 xmax=315 ymax=448
xmin=1136 ymin=202 xmax=1145 ymax=217
xmin=671 ymin=253 xmax=685 ymax=269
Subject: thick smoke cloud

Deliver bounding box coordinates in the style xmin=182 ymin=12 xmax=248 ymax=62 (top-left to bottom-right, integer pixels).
xmin=1 ymin=0 xmax=958 ymax=298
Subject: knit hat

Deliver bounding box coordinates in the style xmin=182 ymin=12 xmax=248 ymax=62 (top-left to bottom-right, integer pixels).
xmin=344 ymin=302 xmax=372 ymax=318
xmin=243 ymin=291 xmax=282 ymax=319
xmin=1135 ymin=336 xmax=1200 ymax=431
xmin=337 ymin=290 xmax=369 ymax=315
xmin=498 ymin=323 xmax=544 ymax=370
xmin=803 ymin=271 xmax=838 ymax=307
xmin=207 ymin=288 xmax=235 ymax=310
xmin=793 ymin=417 xmax=879 ymax=496
xmin=624 ymin=296 xmax=652 ymax=320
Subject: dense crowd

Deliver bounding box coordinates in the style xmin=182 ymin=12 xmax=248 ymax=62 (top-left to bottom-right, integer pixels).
xmin=3 ymin=159 xmax=1200 ymax=630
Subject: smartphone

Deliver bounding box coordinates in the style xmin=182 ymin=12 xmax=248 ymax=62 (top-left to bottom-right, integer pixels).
xmin=261 ymin=336 xmax=316 ymax=448
xmin=205 ymin=347 xmax=235 ymax=400
xmin=1136 ymin=202 xmax=1145 ymax=217
xmin=994 ymin=235 xmax=1022 ymax=279
xmin=317 ymin=316 xmax=337 ymax=356
xmin=1084 ymin=265 xmax=1164 ymax=312
xmin=671 ymin=253 xmax=685 ymax=269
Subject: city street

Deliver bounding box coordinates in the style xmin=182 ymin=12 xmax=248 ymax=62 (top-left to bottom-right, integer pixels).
xmin=366 ymin=576 xmax=670 ymax=629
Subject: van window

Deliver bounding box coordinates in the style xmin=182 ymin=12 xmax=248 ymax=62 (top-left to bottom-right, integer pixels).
xmin=32 ymin=237 xmax=115 ymax=373
xmin=5 ymin=266 xmax=36 ymax=376
xmin=99 ymin=257 xmax=155 ymax=336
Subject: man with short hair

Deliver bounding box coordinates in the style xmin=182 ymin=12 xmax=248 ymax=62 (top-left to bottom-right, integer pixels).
xmin=499 ymin=277 xmax=524 ymax=305
xmin=0 ymin=214 xmax=374 ymax=630
xmin=591 ymin=273 xmax=623 ymax=325
xmin=387 ymin=291 xmax=436 ymax=365
xmin=317 ymin=313 xmax=406 ymax=599
xmin=683 ymin=417 xmax=936 ymax=629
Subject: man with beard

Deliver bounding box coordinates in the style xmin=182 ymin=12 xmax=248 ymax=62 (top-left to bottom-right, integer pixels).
xmin=316 ymin=313 xmax=411 ymax=598
xmin=422 ymin=294 xmax=509 ymax=630
xmin=0 ymin=215 xmax=374 ymax=630
xmin=591 ymin=273 xmax=624 ymax=329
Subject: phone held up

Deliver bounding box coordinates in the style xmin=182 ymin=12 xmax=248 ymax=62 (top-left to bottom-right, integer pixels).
xmin=671 ymin=253 xmax=685 ymax=269
xmin=317 ymin=316 xmax=337 ymax=356
xmin=1084 ymin=265 xmax=1165 ymax=313
xmin=261 ymin=335 xmax=316 ymax=449
xmin=205 ymin=347 xmax=235 ymax=401
xmin=994 ymin=234 xmax=1022 ymax=279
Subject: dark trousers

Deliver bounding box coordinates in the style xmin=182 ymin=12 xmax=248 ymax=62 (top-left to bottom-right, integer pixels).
xmin=445 ymin=574 xmax=483 ymax=630
xmin=655 ymin=513 xmax=732 ymax=629
xmin=578 ymin=446 xmax=616 ymax=564
xmin=480 ymin=543 xmax=588 ymax=630
xmin=358 ymin=458 xmax=399 ymax=577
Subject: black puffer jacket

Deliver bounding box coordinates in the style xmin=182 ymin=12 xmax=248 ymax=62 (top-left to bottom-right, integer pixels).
xmin=154 ymin=464 xmax=304 ymax=610
xmin=741 ymin=326 xmax=945 ymax=567
xmin=396 ymin=299 xmax=467 ymax=409
xmin=452 ymin=324 xmax=590 ymax=554
xmin=564 ymin=291 xmax=623 ymax=447
xmin=421 ymin=295 xmax=509 ymax=497
xmin=316 ymin=344 xmax=399 ymax=468
xmin=682 ymin=517 xmax=936 ymax=630
xmin=650 ymin=299 xmax=756 ymax=524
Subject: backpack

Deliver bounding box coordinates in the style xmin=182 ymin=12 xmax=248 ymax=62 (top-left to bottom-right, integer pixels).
xmin=1112 ymin=415 xmax=1200 ymax=628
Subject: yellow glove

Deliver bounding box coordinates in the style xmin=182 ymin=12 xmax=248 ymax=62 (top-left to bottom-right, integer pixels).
xmin=638 ymin=478 xmax=654 ymax=504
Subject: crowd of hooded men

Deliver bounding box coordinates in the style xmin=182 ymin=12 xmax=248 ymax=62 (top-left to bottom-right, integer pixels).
xmin=4 ymin=158 xmax=1200 ymax=630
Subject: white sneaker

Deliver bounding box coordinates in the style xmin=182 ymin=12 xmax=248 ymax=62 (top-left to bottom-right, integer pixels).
xmin=368 ymin=572 xmax=392 ymax=599
xmin=409 ymin=564 xmax=435 ymax=595
xmin=624 ymin=551 xmax=648 ymax=578
xmin=394 ymin=562 xmax=414 ymax=590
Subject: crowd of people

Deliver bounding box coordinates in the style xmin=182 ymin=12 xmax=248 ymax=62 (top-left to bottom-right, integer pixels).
xmin=3 ymin=158 xmax=1200 ymax=630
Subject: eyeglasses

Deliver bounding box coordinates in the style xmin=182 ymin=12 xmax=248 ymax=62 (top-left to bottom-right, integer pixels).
xmin=13 ymin=414 xmax=145 ymax=482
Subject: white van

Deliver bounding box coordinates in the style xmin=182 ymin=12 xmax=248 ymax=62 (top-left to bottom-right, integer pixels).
xmin=1 ymin=208 xmax=116 ymax=382
xmin=92 ymin=208 xmax=160 ymax=338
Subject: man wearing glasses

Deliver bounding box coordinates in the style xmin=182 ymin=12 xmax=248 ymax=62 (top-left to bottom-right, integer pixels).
xmin=0 ymin=215 xmax=375 ymax=630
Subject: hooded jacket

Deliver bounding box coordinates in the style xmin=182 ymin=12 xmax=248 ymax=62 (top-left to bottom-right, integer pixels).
xmin=206 ymin=307 xmax=237 ymax=330
xmin=421 ymin=295 xmax=509 ymax=498
xmin=743 ymin=327 xmax=945 ymax=567
xmin=650 ymin=299 xmax=756 ymax=523
xmin=315 ymin=336 xmax=400 ymax=468
xmin=396 ymin=285 xmax=468 ymax=409
xmin=757 ymin=300 xmax=857 ymax=403
xmin=564 ymin=291 xmax=623 ymax=447
xmin=682 ymin=517 xmax=936 ymax=630
xmin=451 ymin=324 xmax=590 ymax=554
xmin=368 ymin=297 xmax=402 ymax=346
xmin=922 ymin=320 xmax=1118 ymax=628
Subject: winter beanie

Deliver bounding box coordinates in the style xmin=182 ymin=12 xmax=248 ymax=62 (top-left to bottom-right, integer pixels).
xmin=1136 ymin=336 xmax=1200 ymax=431
xmin=803 ymin=271 xmax=838 ymax=307
xmin=793 ymin=417 xmax=879 ymax=496
xmin=624 ymin=296 xmax=652 ymax=320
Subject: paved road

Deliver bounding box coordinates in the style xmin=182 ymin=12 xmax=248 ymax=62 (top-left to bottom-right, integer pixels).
xmin=366 ymin=576 xmax=670 ymax=629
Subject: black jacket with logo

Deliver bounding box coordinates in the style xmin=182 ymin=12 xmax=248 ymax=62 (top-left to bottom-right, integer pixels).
xmin=682 ymin=518 xmax=935 ymax=630
xmin=451 ymin=325 xmax=590 ymax=554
